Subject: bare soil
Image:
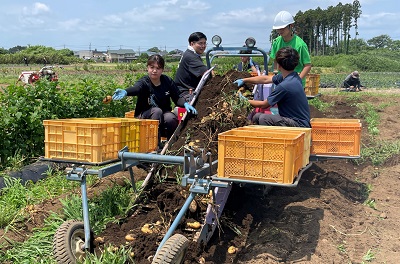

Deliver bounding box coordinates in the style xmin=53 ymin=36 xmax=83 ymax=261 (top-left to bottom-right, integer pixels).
xmin=2 ymin=70 xmax=400 ymax=264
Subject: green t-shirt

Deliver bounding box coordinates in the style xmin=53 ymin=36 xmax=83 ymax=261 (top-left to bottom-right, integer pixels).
xmin=270 ymin=34 xmax=311 ymax=86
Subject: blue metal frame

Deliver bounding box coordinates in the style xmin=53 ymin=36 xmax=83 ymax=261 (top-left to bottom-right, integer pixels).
xmin=205 ymin=46 xmax=270 ymax=73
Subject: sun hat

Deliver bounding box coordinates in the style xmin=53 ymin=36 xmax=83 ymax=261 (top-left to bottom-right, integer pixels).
xmin=352 ymin=71 xmax=359 ymax=78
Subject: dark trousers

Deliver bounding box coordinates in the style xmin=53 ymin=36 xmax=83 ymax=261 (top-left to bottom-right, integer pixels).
xmin=252 ymin=113 xmax=300 ymax=127
xmin=140 ymin=107 xmax=179 ymax=141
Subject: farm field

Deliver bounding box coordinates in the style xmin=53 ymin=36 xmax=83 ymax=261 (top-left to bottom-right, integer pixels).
xmin=0 ymin=66 xmax=400 ymax=264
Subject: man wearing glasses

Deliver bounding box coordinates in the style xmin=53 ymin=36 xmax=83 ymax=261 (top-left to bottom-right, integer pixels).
xmin=174 ymin=32 xmax=209 ymax=102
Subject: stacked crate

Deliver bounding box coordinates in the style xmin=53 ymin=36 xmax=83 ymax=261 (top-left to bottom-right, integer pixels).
xmin=305 ymin=74 xmax=320 ymax=96
xmin=217 ymin=127 xmax=306 ymax=184
xmin=310 ymin=118 xmax=361 ymax=157
xmin=43 ymin=117 xmax=158 ymax=164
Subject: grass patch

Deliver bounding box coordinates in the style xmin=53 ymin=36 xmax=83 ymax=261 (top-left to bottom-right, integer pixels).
xmin=308 ymin=96 xmax=335 ymax=112
xmin=0 ymin=169 xmax=78 ymax=228
xmin=0 ymin=213 xmax=63 ymax=264
xmin=0 ymin=180 xmax=135 ymax=263
xmin=359 ymin=139 xmax=400 ymax=166
xmin=79 ymin=244 xmax=134 ymax=264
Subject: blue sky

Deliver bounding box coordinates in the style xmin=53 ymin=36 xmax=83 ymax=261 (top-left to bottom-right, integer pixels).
xmin=1 ymin=0 xmax=399 ymax=52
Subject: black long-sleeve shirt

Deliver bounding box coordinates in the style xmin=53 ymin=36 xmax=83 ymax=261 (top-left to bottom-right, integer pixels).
xmin=125 ymin=75 xmax=186 ymax=117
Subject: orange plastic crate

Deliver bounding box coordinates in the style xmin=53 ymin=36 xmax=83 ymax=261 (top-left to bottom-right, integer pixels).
xmin=124 ymin=110 xmax=135 ymax=118
xmin=138 ymin=119 xmax=159 ymax=152
xmin=43 ymin=119 xmax=120 ymax=163
xmin=238 ymin=125 xmax=312 ymax=167
xmin=305 ymin=74 xmax=320 ymax=96
xmin=310 ymin=118 xmax=361 ymax=156
xmin=218 ymin=128 xmax=305 ymax=184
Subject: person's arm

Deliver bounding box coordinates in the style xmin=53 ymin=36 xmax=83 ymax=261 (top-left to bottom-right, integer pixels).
xmin=242 ymin=75 xmax=273 ymax=85
xmin=248 ymin=98 xmax=270 ymax=108
xmin=299 ymin=63 xmax=312 ymax=80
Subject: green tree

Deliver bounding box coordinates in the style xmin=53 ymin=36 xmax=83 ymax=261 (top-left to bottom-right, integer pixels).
xmin=148 ymin=47 xmax=161 ymax=53
xmin=9 ymin=45 xmax=27 ymax=54
xmin=367 ymin=35 xmax=392 ymax=49
xmin=390 ymin=40 xmax=400 ymax=51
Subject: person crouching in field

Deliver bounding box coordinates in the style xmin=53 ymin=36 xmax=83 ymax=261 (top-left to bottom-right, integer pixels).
xmin=111 ymin=54 xmax=197 ymax=148
xmin=233 ymin=46 xmax=311 ymax=128
xmin=343 ymin=71 xmax=364 ymax=92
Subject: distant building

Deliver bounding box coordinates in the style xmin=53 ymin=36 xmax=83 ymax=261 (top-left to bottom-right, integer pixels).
xmin=106 ymin=49 xmax=136 ymax=63
xmin=74 ymin=49 xmax=107 ymax=62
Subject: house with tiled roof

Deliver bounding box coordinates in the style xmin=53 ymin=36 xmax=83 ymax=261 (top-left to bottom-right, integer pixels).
xmin=106 ymin=49 xmax=136 ymax=63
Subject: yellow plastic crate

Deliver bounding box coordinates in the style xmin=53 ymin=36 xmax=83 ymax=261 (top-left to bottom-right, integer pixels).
xmin=218 ymin=128 xmax=305 ymax=184
xmin=238 ymin=125 xmax=312 ymax=167
xmin=43 ymin=119 xmax=121 ymax=163
xmin=305 ymin=74 xmax=320 ymax=96
xmin=310 ymin=118 xmax=361 ymax=156
xmin=80 ymin=118 xmax=142 ymax=152
xmin=72 ymin=117 xmax=158 ymax=153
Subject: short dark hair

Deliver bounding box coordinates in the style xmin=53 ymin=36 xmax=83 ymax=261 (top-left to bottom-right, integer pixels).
xmin=275 ymin=47 xmax=299 ymax=71
xmin=147 ymin=54 xmax=165 ymax=69
xmin=188 ymin=32 xmax=207 ymax=43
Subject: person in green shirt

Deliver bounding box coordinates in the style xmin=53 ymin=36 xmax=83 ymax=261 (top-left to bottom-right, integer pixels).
xmin=269 ymin=10 xmax=311 ymax=87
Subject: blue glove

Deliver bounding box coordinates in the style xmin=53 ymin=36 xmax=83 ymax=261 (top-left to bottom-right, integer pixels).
xmin=184 ymin=102 xmax=197 ymax=115
xmin=112 ymin=89 xmax=127 ymax=100
xmin=233 ymin=79 xmax=244 ymax=87
xmin=249 ymin=58 xmax=255 ymax=67
xmin=238 ymin=92 xmax=248 ymax=101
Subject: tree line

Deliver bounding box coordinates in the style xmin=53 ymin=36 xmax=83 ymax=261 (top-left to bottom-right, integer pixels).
xmin=270 ymin=0 xmax=400 ymax=55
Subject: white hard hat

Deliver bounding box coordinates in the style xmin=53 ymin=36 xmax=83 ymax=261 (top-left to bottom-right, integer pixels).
xmin=273 ymin=11 xmax=295 ymax=30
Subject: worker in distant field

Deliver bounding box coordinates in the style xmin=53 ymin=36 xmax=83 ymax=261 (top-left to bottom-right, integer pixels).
xmin=174 ymin=32 xmax=210 ymax=102
xmin=234 ymin=48 xmax=259 ymax=73
xmin=112 ymin=54 xmax=197 ymax=147
xmin=343 ymin=71 xmax=364 ymax=91
xmin=233 ymin=46 xmax=311 ymax=128
xmin=270 ymin=10 xmax=311 ymax=88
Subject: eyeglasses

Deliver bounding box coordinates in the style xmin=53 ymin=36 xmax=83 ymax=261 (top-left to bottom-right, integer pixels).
xmin=195 ymin=41 xmax=207 ymax=47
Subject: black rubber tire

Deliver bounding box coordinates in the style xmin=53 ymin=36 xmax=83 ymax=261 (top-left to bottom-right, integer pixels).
xmin=152 ymin=234 xmax=189 ymax=264
xmin=53 ymin=220 xmax=93 ymax=264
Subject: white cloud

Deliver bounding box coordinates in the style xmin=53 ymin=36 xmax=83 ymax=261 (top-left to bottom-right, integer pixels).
xmin=181 ymin=0 xmax=210 ymax=11
xmin=23 ymin=2 xmax=50 ymax=16
xmin=207 ymin=7 xmax=267 ymax=27
xmin=157 ymin=0 xmax=179 ymax=6
xmin=59 ymin=18 xmax=81 ymax=31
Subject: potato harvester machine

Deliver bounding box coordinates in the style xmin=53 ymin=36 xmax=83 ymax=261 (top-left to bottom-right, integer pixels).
xmin=52 ymin=37 xmax=360 ymax=264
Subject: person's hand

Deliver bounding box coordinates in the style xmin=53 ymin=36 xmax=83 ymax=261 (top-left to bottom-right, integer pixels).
xmin=184 ymin=102 xmax=197 ymax=115
xmin=249 ymin=58 xmax=255 ymax=67
xmin=233 ymin=79 xmax=244 ymax=87
xmin=237 ymin=91 xmax=248 ymax=101
xmin=112 ymin=89 xmax=127 ymax=100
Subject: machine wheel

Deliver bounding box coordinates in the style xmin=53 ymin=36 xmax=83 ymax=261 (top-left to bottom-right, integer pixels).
xmin=53 ymin=220 xmax=94 ymax=264
xmin=152 ymin=234 xmax=189 ymax=264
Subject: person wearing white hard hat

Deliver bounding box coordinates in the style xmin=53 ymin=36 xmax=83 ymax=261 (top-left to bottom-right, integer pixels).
xmin=343 ymin=71 xmax=364 ymax=91
xmin=270 ymin=10 xmax=312 ymax=88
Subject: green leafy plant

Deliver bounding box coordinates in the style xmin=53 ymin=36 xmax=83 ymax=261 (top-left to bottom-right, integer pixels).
xmin=364 ymin=198 xmax=377 ymax=210
xmin=362 ymin=249 xmax=376 ymax=262
xmin=308 ymin=97 xmax=334 ymax=112
xmin=359 ymin=140 xmax=400 ymax=166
